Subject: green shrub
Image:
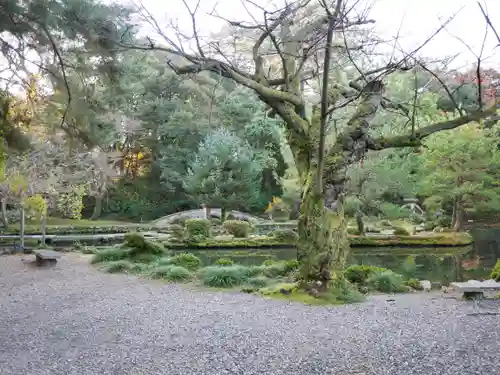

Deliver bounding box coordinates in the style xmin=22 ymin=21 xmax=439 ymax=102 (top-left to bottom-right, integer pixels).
xmin=185 ymin=219 xmax=211 ymax=241
xmin=91 ymin=246 xmax=128 ymax=264
xmin=404 ymin=278 xmax=423 ymax=290
xmin=151 ymin=265 xmax=192 ymax=281
xmin=343 ymin=265 xmax=387 ymax=285
xmin=199 ymin=265 xmax=249 ymax=288
xmin=101 ymin=260 xmax=133 ymax=273
xmin=491 ymin=259 xmax=500 ymax=281
xmin=393 ymin=226 xmax=410 ymax=236
xmin=366 ymin=270 xmax=409 ymax=293
xmin=215 ymin=258 xmax=234 ymax=266
xmin=169 ymin=224 xmax=185 ymax=240
xmin=222 ymin=220 xmax=252 ymax=238
xmin=246 ymin=276 xmax=270 ymax=288
xmin=270 ymin=229 xmax=299 ymax=242
xmin=165 ymin=253 xmax=203 ymax=270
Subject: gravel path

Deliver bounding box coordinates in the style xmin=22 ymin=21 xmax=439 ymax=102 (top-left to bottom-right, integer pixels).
xmin=1 ymin=253 xmax=499 ymax=375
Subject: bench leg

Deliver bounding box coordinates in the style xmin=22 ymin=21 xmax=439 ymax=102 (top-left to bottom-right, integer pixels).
xmin=463 ymin=291 xmax=484 ymax=300
xmin=48 ymin=259 xmax=57 ymax=267
xmin=35 ymin=256 xmax=43 ymax=266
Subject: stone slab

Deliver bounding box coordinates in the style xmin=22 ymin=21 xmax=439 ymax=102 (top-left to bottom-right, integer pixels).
xmin=450 ymin=279 xmax=500 ymax=292
xmin=33 ymin=250 xmax=61 ymax=260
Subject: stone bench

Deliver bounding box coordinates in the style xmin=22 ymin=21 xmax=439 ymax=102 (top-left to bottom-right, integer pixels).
xmin=450 ymin=280 xmax=500 ymax=299
xmin=33 ymin=250 xmax=61 ymax=267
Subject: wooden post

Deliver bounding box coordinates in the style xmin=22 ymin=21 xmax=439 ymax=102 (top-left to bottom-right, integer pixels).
xmin=20 ymin=207 xmax=25 ymax=251
xmin=41 ymin=214 xmax=47 ymax=246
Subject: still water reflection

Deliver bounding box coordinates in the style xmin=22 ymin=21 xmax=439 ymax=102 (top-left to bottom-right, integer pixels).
xmin=177 ymin=228 xmax=500 ymax=284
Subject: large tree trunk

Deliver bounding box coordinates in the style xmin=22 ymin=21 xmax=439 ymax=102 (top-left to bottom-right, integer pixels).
xmin=90 ymin=195 xmax=103 ymax=220
xmin=296 ymin=176 xmax=349 ymax=291
xmin=453 ymin=200 xmax=465 ymax=232
xmin=1 ymin=197 xmax=8 ymax=228
xmin=451 ymin=198 xmax=458 ymax=228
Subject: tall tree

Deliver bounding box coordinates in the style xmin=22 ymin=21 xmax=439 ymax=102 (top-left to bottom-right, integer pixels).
xmin=183 ymin=128 xmax=263 ymax=219
xmin=120 ymin=0 xmax=499 ymax=290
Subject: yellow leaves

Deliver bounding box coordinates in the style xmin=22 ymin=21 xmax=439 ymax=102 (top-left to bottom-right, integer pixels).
xmin=24 ymin=194 xmax=47 ymax=220
xmin=264 ymin=196 xmax=284 ymax=213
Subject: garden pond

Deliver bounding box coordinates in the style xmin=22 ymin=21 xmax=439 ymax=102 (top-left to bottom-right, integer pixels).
xmin=172 ymin=228 xmax=500 ymax=284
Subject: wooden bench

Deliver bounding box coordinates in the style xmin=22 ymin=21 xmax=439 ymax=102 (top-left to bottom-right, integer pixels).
xmin=450 ymin=280 xmax=500 ymax=299
xmin=33 ymin=250 xmax=61 ymax=267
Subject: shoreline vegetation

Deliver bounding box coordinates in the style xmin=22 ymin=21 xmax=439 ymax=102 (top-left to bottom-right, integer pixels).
xmin=0 ymin=219 xmax=473 ymax=248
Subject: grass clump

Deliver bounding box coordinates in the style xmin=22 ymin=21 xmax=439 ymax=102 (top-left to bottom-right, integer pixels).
xmin=491 ymin=259 xmax=500 ymax=281
xmin=222 ymin=220 xmax=252 ymax=238
xmin=101 ymin=260 xmax=134 ymax=273
xmin=343 ymin=265 xmax=387 ymax=285
xmin=366 ymin=270 xmax=409 ymax=293
xmin=199 ymin=265 xmax=249 ymax=288
xmin=404 ymin=278 xmax=423 ymax=290
xmin=329 ymin=277 xmax=366 ymax=303
xmin=165 ymin=253 xmax=203 ymax=270
xmin=80 ymin=245 xmax=97 ymax=254
xmin=150 ymin=265 xmax=192 ymax=282
xmin=185 ymin=219 xmax=211 ymax=241
xmin=215 ymin=258 xmax=234 ymax=266
xmin=91 ymin=246 xmax=128 ymax=264
xmin=246 ymin=276 xmax=270 ymax=288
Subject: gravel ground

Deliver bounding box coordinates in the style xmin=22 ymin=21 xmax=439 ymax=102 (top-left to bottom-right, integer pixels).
xmin=1 ymin=253 xmax=500 ymax=375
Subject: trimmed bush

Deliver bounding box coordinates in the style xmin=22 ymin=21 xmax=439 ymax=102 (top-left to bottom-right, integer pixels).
xmin=124 ymin=232 xmax=165 ymax=256
xmin=343 ymin=265 xmax=387 ymax=285
xmin=393 ymin=226 xmax=410 ymax=236
xmin=151 ymin=265 xmax=192 ymax=281
xmin=404 ymin=278 xmax=423 ymax=290
xmin=169 ymin=224 xmax=185 ymax=240
xmin=270 ymin=229 xmax=299 ymax=242
xmin=222 ymin=220 xmax=252 ymax=238
xmin=165 ymin=253 xmax=202 ymax=270
xmin=491 ymin=259 xmax=500 ymax=281
xmin=185 ymin=219 xmax=211 ymax=241
xmin=199 ymin=265 xmax=249 ymax=288
xmin=215 ymin=258 xmax=234 ymax=266
xmin=366 ymin=270 xmax=409 ymax=293
xmin=91 ymin=246 xmax=128 ymax=264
